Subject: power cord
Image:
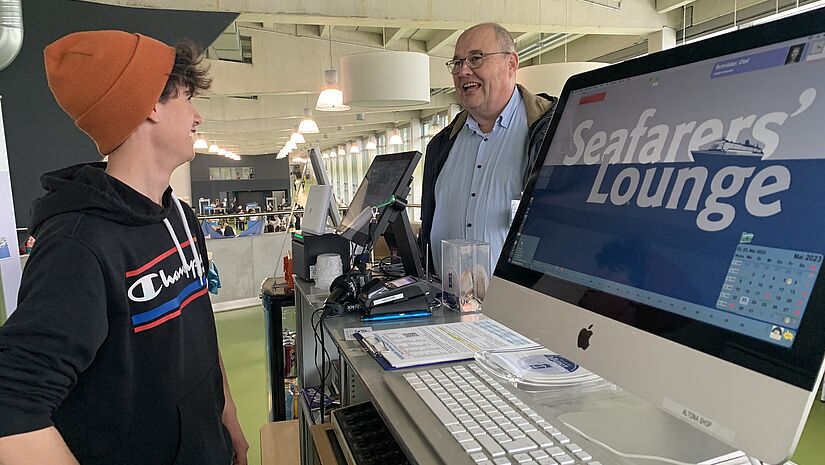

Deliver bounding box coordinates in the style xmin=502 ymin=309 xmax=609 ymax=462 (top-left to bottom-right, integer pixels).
xmin=309 ymin=306 xmax=335 ymax=420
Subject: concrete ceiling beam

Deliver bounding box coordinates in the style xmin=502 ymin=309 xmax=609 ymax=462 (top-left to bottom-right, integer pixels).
xmin=83 ymin=0 xmax=669 ymax=35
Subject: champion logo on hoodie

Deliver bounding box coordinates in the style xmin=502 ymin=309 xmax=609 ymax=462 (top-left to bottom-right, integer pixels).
xmin=126 ymin=239 xmax=207 ymax=333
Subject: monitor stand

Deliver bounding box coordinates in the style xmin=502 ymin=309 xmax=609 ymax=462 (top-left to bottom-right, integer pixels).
xmin=379 ymin=198 xmax=424 ymax=278
xmin=556 ymin=401 xmax=743 ymax=464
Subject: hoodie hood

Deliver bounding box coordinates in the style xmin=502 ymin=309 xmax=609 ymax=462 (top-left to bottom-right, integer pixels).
xmin=30 ymin=162 xmax=172 ymax=236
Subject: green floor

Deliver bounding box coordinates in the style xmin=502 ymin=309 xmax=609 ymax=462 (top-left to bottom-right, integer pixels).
xmin=216 ymin=305 xmax=825 ymax=465
xmin=216 ymin=305 xmax=295 ymax=465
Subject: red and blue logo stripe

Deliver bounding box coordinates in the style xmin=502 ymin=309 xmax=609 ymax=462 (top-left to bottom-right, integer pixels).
xmin=131 ymin=279 xmax=207 ymax=333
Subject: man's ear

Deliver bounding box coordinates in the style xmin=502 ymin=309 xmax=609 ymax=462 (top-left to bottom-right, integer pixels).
xmin=509 ymin=52 xmax=519 ymax=73
xmin=147 ymin=102 xmax=162 ymax=123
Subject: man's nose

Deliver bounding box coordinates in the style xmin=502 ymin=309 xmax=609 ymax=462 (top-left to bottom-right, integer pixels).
xmin=194 ymin=110 xmax=203 ymax=126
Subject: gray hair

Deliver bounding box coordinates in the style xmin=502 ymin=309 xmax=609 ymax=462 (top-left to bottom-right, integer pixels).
xmin=465 ymin=22 xmax=516 ymax=53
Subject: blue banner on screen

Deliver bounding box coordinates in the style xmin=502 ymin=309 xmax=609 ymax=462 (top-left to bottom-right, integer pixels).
xmin=509 ymin=33 xmax=825 ymax=348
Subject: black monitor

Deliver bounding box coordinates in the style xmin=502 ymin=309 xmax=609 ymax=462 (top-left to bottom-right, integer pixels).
xmin=337 ymin=151 xmax=424 ymax=277
xmin=308 ymin=147 xmax=342 ymax=228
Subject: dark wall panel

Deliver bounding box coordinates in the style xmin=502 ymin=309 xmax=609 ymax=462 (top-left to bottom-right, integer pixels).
xmin=189 ymin=153 xmax=291 ymax=205
xmin=0 ymin=0 xmax=237 ymax=227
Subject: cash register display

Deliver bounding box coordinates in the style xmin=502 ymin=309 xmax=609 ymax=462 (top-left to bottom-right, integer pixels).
xmin=487 ymin=11 xmax=825 ymax=462
xmin=337 ymin=151 xmax=420 ymax=246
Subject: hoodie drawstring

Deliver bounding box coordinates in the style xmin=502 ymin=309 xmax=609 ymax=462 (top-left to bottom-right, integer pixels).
xmin=162 ymin=193 xmax=205 ymax=285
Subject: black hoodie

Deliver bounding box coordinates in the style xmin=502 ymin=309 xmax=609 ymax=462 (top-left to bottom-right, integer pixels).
xmin=0 ymin=163 xmax=232 ymax=465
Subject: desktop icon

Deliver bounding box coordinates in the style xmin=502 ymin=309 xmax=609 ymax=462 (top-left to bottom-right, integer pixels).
xmin=577 ymin=325 xmax=594 ymax=350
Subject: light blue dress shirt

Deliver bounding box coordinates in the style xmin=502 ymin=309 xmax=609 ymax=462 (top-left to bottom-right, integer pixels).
xmin=431 ymin=88 xmax=528 ymax=276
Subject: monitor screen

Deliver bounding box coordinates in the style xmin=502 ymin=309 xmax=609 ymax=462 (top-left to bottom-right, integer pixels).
xmin=486 ymin=8 xmax=825 ymax=463
xmin=308 ymin=147 xmax=342 ymax=227
xmin=337 ymin=151 xmax=421 ymax=246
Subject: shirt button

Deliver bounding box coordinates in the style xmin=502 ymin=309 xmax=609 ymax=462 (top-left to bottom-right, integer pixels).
xmin=467 ymin=223 xmax=473 ymax=228
xmin=483 ymin=138 xmax=488 ymax=142
xmin=477 ymin=164 xmax=482 ymax=169
xmin=471 ymin=193 xmax=476 ymax=197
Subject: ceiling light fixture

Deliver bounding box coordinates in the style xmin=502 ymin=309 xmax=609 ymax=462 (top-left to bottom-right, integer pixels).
xmin=389 ymin=128 xmax=403 ymax=146
xmin=218 ymin=148 xmax=226 ymax=156
xmin=337 ymin=146 xmax=346 ymax=156
xmin=316 ymin=27 xmax=351 ymax=112
xmin=350 ymin=142 xmax=361 ymax=154
xmin=290 ymin=127 xmax=305 ymax=144
xmin=298 ymin=107 xmax=320 ymax=133
xmin=341 ymin=51 xmax=430 ymax=107
xmin=193 ymin=136 xmax=208 ymax=150
xmin=365 ymin=136 xmax=377 ymax=150
xmin=208 ymin=143 xmax=220 ymax=153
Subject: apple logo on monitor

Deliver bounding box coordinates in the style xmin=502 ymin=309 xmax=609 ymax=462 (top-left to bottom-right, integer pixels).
xmin=577 ymin=325 xmax=594 ymax=350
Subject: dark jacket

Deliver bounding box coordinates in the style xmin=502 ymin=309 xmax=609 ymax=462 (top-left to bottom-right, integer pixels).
xmin=420 ymin=85 xmax=557 ymax=269
xmin=0 ymin=163 xmax=231 ymax=465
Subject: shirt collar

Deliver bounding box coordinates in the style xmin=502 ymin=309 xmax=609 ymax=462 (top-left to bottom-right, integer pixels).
xmin=465 ymin=87 xmax=522 ymax=136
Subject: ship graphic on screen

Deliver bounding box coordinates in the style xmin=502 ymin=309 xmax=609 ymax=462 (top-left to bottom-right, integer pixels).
xmin=691 ymin=138 xmax=765 ymax=159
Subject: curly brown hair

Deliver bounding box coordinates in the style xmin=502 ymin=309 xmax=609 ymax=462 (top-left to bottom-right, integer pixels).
xmin=159 ymin=40 xmax=211 ymax=102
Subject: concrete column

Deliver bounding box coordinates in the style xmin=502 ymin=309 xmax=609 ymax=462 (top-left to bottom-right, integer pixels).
xmin=648 ymin=27 xmax=677 ymax=54
xmin=410 ymin=117 xmax=422 ymax=152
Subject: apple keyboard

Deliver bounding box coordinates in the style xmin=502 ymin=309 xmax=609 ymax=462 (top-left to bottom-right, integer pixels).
xmin=403 ymin=363 xmax=605 ymax=465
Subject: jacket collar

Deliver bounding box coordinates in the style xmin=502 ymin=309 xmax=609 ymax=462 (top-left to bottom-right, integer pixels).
xmin=449 ymin=84 xmax=553 ymax=139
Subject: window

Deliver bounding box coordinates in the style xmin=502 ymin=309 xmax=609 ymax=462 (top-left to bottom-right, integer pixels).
xmin=377 ymin=134 xmax=387 ymax=155
xmin=240 ymin=35 xmax=253 ymax=64
xmin=209 ymin=166 xmax=255 ymax=180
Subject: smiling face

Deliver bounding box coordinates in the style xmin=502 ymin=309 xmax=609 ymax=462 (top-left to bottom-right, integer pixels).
xmin=452 ymin=25 xmax=518 ymax=128
xmin=154 ymin=86 xmax=203 ymax=168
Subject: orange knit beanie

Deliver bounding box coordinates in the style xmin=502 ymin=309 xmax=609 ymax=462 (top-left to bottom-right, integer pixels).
xmin=44 ymin=31 xmax=176 ymax=155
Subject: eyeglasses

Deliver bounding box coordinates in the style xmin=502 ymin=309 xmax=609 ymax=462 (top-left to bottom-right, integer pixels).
xmin=445 ymin=51 xmax=512 ymax=74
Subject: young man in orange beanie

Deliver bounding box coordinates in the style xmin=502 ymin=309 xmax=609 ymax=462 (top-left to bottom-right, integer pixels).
xmin=0 ymin=31 xmax=248 ymax=465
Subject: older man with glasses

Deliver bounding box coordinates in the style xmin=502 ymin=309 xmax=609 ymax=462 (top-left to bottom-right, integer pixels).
xmin=421 ymin=22 xmax=557 ymax=276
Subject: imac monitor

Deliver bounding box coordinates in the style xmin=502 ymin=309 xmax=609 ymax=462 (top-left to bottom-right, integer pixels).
xmin=308 ymin=147 xmax=342 ymax=227
xmin=484 ymin=8 xmax=825 ymax=463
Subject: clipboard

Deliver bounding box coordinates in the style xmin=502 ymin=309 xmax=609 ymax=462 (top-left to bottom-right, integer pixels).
xmin=353 ymin=332 xmax=474 ymax=371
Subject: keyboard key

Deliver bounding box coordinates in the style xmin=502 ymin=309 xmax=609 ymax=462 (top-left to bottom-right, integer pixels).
xmin=537 ymin=459 xmax=557 ymax=465
xmin=476 ymin=434 xmax=506 ymax=457
xmin=519 ymin=423 xmax=538 ymax=433
xmin=564 ymin=443 xmax=581 ymax=453
xmin=447 ymin=424 xmax=466 ymax=434
xmin=555 ymin=454 xmax=574 ymax=465
xmin=454 ymin=432 xmax=474 ymax=443
xmin=543 ymin=426 xmax=560 ymax=434
xmin=417 ymin=389 xmax=458 ymax=426
xmin=461 ymin=440 xmax=482 ymax=453
xmin=555 ymin=434 xmax=570 ymax=444
xmin=574 ymin=450 xmax=592 ymax=461
xmin=492 ymin=458 xmax=511 ymax=465
xmin=503 ymin=437 xmax=538 ymax=454
xmin=512 ymin=453 xmax=532 ymax=463
xmin=545 ymin=446 xmax=565 ymax=457
xmin=471 ymin=452 xmax=489 ymax=463
xmin=456 ymin=414 xmax=473 ymax=423
xmin=527 ymin=430 xmax=553 ymax=447
xmin=529 ymin=450 xmax=549 ymax=460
